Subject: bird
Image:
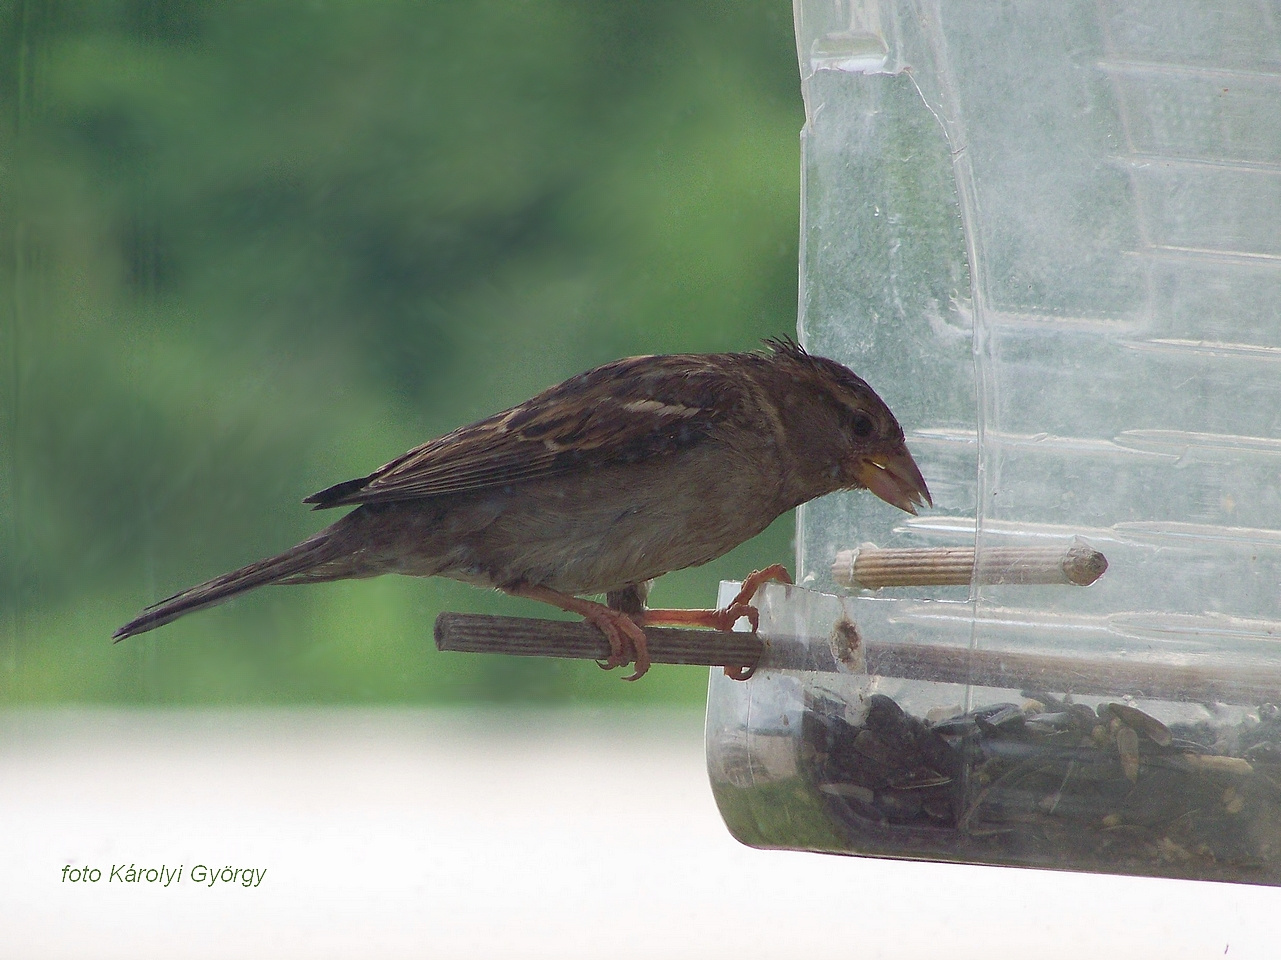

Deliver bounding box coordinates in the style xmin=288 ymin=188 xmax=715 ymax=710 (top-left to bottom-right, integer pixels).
xmin=113 ymin=338 xmax=931 ymax=680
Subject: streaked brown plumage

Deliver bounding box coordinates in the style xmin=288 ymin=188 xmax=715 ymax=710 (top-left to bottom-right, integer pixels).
xmin=114 ymin=339 xmax=930 ymax=678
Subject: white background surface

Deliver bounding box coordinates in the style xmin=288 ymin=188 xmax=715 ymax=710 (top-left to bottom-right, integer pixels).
xmin=2 ymin=707 xmax=1276 ymax=959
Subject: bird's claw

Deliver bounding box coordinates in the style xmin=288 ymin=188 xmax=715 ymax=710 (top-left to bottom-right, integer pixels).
xmin=707 ymin=600 xmax=758 ymax=633
xmin=607 ymin=565 xmax=793 ymax=682
xmin=728 ymin=564 xmax=793 ymax=609
xmin=718 ymin=605 xmax=758 ymax=680
xmin=591 ymin=615 xmax=649 ymax=680
xmin=505 ymin=583 xmax=651 ymax=680
xmin=717 ymin=564 xmax=791 ymax=681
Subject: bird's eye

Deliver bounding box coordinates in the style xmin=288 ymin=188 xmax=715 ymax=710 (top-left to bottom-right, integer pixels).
xmin=848 ymin=412 xmax=875 ymax=438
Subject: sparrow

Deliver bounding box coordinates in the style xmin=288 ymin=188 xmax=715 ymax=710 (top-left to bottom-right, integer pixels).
xmin=113 ymin=338 xmax=930 ymax=679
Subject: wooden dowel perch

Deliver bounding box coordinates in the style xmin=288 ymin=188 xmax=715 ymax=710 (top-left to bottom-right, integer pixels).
xmin=435 ymin=613 xmax=763 ymax=669
xmin=832 ymin=540 xmax=1108 ymax=590
xmin=434 ymin=538 xmax=1278 ymax=704
xmin=434 ymin=612 xmax=1281 ymax=706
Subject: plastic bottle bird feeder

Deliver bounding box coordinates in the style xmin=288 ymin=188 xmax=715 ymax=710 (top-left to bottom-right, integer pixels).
xmin=700 ymin=0 xmax=1281 ymax=885
xmin=438 ymin=0 xmax=1281 ymax=885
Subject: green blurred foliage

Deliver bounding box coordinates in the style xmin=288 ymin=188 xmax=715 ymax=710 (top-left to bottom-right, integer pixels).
xmin=0 ymin=0 xmax=803 ymax=704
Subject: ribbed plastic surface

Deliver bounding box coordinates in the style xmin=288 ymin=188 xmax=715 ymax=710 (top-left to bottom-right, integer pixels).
xmin=706 ymin=0 xmax=1281 ymax=884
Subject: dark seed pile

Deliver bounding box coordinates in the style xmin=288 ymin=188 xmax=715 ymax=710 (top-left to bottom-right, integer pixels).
xmin=801 ymin=692 xmax=1281 ymax=884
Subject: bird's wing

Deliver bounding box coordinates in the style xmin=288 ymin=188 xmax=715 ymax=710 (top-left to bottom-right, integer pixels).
xmin=305 ymin=354 xmax=746 ymax=508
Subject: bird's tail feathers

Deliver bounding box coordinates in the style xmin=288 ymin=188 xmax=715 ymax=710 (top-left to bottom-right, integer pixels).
xmin=113 ymin=530 xmax=346 ymax=641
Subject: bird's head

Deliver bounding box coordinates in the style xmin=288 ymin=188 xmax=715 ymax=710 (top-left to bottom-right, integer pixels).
xmin=766 ymin=339 xmax=932 ymax=515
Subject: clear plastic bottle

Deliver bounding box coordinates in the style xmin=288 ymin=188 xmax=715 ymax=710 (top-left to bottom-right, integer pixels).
xmin=707 ymin=0 xmax=1281 ymax=884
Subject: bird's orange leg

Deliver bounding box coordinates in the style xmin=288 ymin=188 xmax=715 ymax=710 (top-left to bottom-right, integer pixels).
xmin=504 ymin=584 xmax=651 ymax=681
xmin=641 ymin=564 xmax=792 ymax=680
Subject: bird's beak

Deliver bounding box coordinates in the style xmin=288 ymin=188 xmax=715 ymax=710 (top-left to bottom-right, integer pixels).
xmin=853 ymin=447 xmax=932 ymax=515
